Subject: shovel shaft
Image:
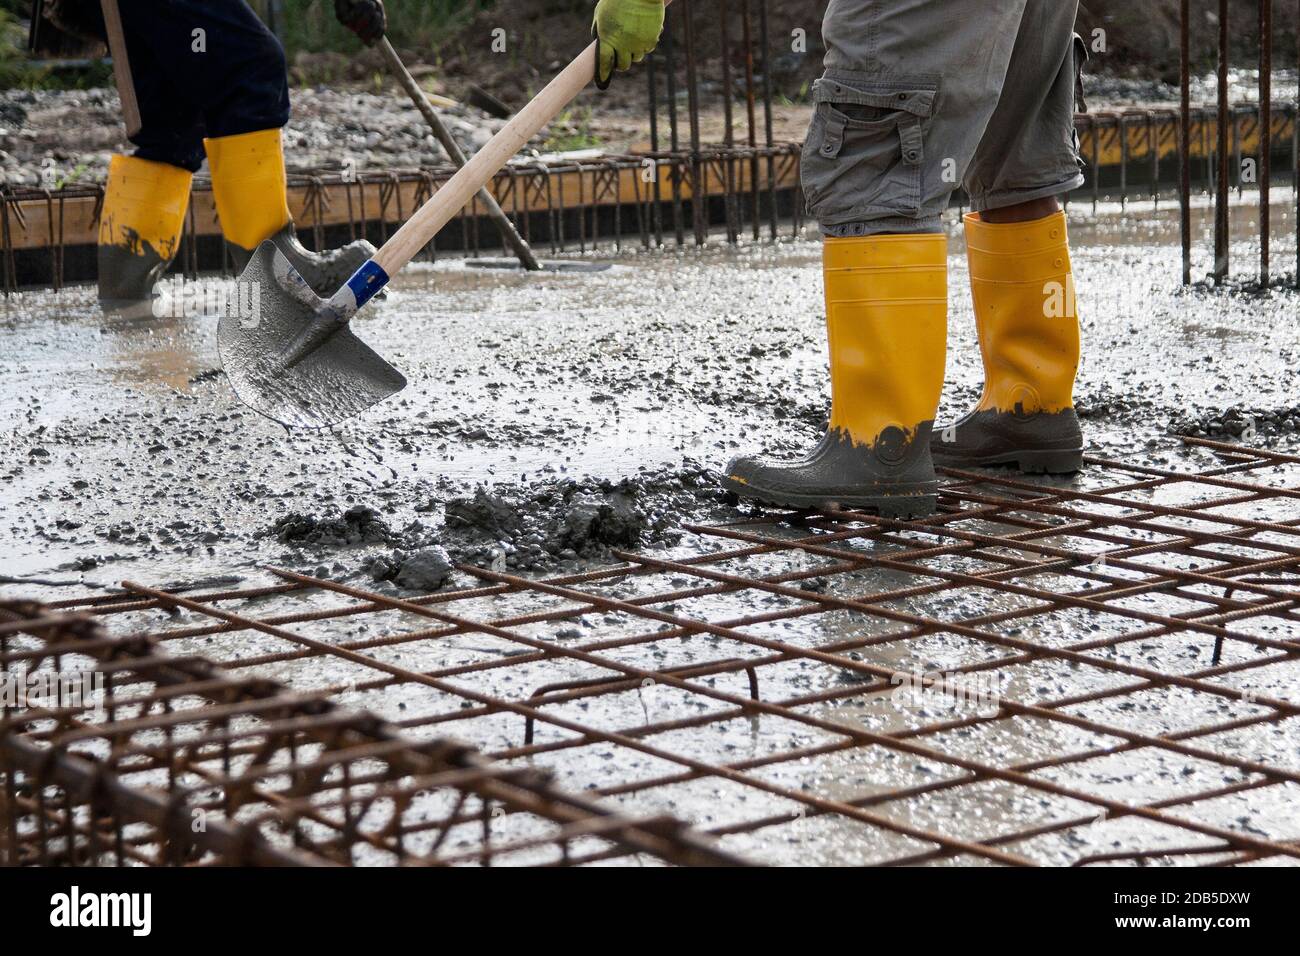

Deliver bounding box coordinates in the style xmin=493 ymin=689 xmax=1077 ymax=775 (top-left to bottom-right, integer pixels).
xmin=324 ymin=41 xmax=599 ymax=320
xmin=375 ymin=42 xmax=597 ymax=272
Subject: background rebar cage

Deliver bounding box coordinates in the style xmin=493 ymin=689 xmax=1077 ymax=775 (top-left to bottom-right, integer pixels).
xmin=3 ymin=437 xmax=1299 ymax=867
xmin=6 ymin=0 xmax=1298 ymax=292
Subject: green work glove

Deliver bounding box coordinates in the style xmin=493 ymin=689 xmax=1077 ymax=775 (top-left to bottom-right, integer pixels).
xmin=592 ymin=0 xmax=666 ymax=90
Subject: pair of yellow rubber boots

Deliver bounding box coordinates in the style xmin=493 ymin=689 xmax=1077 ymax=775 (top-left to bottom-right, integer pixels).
xmin=97 ymin=129 xmax=372 ymax=301
xmin=725 ymin=212 xmax=1082 ymax=517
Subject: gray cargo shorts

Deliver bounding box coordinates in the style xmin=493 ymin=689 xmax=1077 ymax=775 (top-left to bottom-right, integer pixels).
xmin=803 ymin=0 xmax=1087 ymax=236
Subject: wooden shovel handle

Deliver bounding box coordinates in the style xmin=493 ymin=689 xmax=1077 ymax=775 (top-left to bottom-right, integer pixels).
xmin=100 ymin=0 xmax=142 ymax=138
xmin=378 ymin=37 xmax=542 ymax=271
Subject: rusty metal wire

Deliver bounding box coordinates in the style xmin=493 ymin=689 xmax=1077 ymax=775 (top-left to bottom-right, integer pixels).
xmin=0 ymin=145 xmax=807 ymax=291
xmin=1179 ymin=0 xmax=1300 ymax=287
xmin=0 ymin=602 xmax=745 ymax=867
xmin=5 ymin=438 xmax=1299 ymax=866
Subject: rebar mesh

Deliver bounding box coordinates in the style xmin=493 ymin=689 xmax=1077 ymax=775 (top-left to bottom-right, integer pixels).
xmin=0 ymin=602 xmax=744 ymax=867
xmin=4 ymin=437 xmax=1299 ymax=866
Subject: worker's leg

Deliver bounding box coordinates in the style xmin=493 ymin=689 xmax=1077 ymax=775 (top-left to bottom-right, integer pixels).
xmin=981 ymin=196 xmax=1061 ymax=224
xmin=725 ymin=0 xmax=1030 ymax=515
xmin=96 ymin=11 xmax=206 ymax=302
xmin=934 ymin=0 xmax=1087 ymax=474
xmin=723 ymin=233 xmax=950 ymax=516
xmin=124 ymin=0 xmax=371 ymax=295
xmin=117 ymin=0 xmax=289 ymax=244
xmin=96 ymin=154 xmax=195 ymax=302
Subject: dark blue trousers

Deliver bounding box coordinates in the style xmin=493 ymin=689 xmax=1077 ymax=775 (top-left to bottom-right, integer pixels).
xmin=120 ymin=0 xmax=291 ymax=172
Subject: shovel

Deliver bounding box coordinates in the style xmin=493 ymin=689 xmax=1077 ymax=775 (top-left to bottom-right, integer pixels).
xmin=218 ymin=41 xmax=607 ymax=430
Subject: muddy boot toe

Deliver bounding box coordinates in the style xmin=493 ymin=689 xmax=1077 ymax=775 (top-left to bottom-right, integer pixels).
xmin=228 ymin=225 xmax=377 ymax=298
xmin=932 ymin=407 xmax=1083 ymax=474
xmin=725 ymin=427 xmax=940 ymax=518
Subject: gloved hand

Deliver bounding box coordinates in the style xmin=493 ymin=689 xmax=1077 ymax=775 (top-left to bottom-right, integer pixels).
xmin=592 ymin=0 xmax=665 ymax=90
xmin=334 ymin=0 xmax=386 ymax=45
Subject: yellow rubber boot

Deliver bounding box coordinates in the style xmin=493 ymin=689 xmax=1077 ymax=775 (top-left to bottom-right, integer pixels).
xmin=97 ymin=155 xmax=193 ymax=301
xmin=932 ymin=211 xmax=1083 ymax=474
xmin=204 ymin=128 xmax=291 ymax=252
xmin=724 ymin=234 xmax=948 ymax=517
xmin=204 ymin=128 xmax=374 ymax=296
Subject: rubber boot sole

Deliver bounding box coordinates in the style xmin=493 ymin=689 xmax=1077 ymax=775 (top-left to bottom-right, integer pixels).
xmin=723 ymin=476 xmax=937 ymax=518
xmin=932 ymin=447 xmax=1083 ymax=475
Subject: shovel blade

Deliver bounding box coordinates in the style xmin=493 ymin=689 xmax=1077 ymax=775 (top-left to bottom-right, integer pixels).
xmin=217 ymin=241 xmax=406 ymax=430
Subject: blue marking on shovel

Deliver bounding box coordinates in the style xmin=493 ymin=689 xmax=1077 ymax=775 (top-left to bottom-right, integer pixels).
xmin=347 ymin=260 xmax=390 ymax=310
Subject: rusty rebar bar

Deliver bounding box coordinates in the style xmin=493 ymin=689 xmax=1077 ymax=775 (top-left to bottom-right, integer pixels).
xmin=1181 ymin=0 xmax=1193 ymax=284
xmin=1260 ymin=0 xmax=1273 ymax=286
xmin=1216 ymin=0 xmax=1231 ymax=281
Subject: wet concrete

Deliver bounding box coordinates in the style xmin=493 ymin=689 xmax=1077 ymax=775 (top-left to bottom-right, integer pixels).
xmin=5 ymin=195 xmax=1298 ymax=865
xmin=1 ymin=195 xmax=1297 ymax=595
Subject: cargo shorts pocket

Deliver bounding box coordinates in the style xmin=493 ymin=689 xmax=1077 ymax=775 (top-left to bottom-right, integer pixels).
xmin=801 ymin=74 xmax=938 ymax=222
xmin=1072 ymin=33 xmax=1090 ymax=115
xmin=1069 ymin=34 xmax=1090 ymax=162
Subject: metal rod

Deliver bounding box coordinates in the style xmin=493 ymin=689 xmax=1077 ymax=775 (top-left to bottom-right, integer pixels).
xmin=1091 ymin=115 xmax=1101 ymax=212
xmin=647 ymin=45 xmax=664 ymax=246
xmin=1234 ymin=105 xmax=1243 ymax=199
xmin=720 ymin=1 xmax=739 ymax=243
xmin=664 ymin=12 xmax=685 ymax=246
xmin=682 ymin=0 xmax=705 ymax=246
xmin=760 ymin=0 xmax=777 ymax=239
xmin=1119 ymin=114 xmax=1129 ymax=208
xmin=721 ymin=0 xmax=735 ymax=149
xmin=742 ymin=0 xmax=761 ymax=242
xmin=1259 ymin=0 xmax=1272 ymax=287
xmin=1 ymin=193 xmax=14 ymax=295
xmin=1215 ymin=0 xmax=1231 ymax=282
xmin=1149 ymin=112 xmax=1160 ymax=208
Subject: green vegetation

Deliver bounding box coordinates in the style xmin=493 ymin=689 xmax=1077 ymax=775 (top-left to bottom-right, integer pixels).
xmin=541 ymin=106 xmax=600 ymax=152
xmin=0 ymin=7 xmax=29 ymax=87
xmin=0 ymin=1 xmax=494 ymax=90
xmin=1 ymin=7 xmax=114 ymax=90
xmin=0 ymin=1 xmax=108 ymax=88
xmin=251 ymin=0 xmax=492 ymax=56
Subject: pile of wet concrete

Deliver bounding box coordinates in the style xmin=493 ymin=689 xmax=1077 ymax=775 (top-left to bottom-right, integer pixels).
xmin=265 ymin=461 xmax=733 ymax=591
xmin=1169 ymin=404 xmax=1300 ymax=443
